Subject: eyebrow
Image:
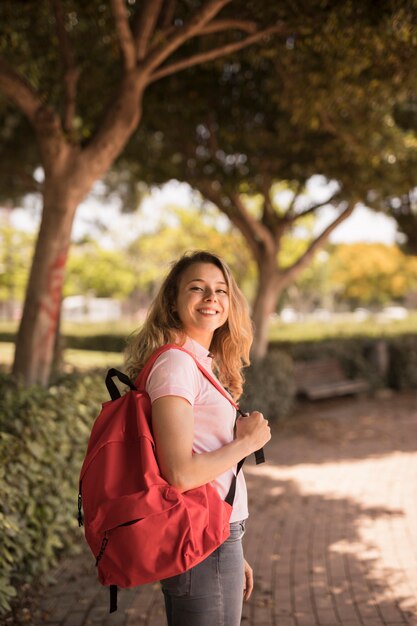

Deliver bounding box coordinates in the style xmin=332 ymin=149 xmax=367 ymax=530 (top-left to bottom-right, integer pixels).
xmin=186 ymin=278 xmax=228 ymax=286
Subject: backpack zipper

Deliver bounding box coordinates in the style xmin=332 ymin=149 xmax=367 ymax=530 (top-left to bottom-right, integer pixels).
xmin=95 ymin=532 xmax=109 ymax=566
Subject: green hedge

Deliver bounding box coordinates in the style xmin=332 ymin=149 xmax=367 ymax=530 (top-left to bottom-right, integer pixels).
xmin=388 ymin=334 xmax=417 ymax=389
xmin=0 ymin=331 xmax=127 ymax=352
xmin=0 ymin=372 xmax=104 ymax=615
xmin=63 ymin=334 xmax=127 ymax=352
xmin=0 ymin=332 xmax=15 ymax=344
xmin=270 ymin=335 xmax=417 ymax=390
xmin=242 ymin=350 xmax=296 ymax=419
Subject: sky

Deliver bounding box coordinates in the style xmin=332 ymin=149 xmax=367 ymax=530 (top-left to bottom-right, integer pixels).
xmin=8 ymin=177 xmax=400 ymax=248
xmin=314 ymin=204 xmax=399 ymax=245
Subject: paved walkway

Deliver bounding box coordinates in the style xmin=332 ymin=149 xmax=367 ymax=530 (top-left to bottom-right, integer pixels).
xmin=9 ymin=392 xmax=417 ymax=626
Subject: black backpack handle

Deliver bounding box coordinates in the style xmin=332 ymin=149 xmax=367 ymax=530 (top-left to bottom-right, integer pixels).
xmin=105 ymin=368 xmax=136 ymax=400
xmin=236 ymin=406 xmax=265 ymax=465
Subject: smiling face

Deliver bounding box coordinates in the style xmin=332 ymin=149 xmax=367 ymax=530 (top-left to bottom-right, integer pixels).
xmin=175 ymin=262 xmax=230 ymax=348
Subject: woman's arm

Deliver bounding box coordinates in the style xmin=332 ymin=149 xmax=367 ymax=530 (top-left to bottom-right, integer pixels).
xmin=151 ymin=395 xmax=269 ymax=492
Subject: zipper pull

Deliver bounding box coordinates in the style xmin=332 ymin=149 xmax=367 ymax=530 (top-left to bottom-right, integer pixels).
xmin=77 ymin=492 xmax=84 ymax=527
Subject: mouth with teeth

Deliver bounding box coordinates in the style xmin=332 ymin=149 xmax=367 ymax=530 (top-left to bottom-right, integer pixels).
xmin=197 ymin=309 xmax=219 ymax=316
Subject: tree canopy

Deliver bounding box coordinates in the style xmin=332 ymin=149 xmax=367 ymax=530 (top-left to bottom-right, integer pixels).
xmin=108 ymin=1 xmax=417 ymax=356
xmin=0 ymin=0 xmax=286 ymax=384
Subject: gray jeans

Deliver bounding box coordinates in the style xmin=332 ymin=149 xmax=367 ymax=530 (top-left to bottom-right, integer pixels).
xmin=160 ymin=520 xmax=246 ymax=626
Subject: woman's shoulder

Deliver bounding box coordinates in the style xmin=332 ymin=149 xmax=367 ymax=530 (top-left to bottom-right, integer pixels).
xmin=145 ymin=345 xmax=201 ymax=404
xmin=147 ymin=345 xmax=200 ymax=384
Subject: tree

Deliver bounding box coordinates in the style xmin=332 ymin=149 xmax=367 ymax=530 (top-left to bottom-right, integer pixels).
xmin=126 ymin=204 xmax=255 ymax=299
xmin=113 ymin=0 xmax=417 ymax=358
xmin=0 ymin=219 xmax=35 ymax=316
xmin=327 ymin=243 xmax=417 ymax=306
xmin=0 ymin=0 xmax=280 ymax=385
xmin=65 ymin=242 xmax=137 ymax=299
xmin=385 ymin=188 xmax=417 ymax=254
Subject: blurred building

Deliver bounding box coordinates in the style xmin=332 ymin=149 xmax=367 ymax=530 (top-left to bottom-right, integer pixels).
xmin=62 ymin=295 xmax=122 ymax=322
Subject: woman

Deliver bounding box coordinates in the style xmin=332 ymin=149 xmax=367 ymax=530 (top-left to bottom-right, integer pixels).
xmin=125 ymin=250 xmax=271 ymax=626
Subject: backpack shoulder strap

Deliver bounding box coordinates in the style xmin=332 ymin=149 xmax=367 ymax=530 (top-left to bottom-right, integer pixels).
xmin=136 ymin=343 xmax=238 ymax=408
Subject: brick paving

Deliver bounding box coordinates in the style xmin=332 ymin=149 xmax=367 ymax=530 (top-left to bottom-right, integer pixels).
xmin=9 ymin=391 xmax=417 ymax=626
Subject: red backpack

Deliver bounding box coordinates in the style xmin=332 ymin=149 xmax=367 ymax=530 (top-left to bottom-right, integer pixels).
xmin=78 ymin=344 xmax=264 ymax=612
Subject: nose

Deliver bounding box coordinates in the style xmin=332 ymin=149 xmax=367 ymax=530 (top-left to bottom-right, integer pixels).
xmin=204 ymin=288 xmax=217 ymax=301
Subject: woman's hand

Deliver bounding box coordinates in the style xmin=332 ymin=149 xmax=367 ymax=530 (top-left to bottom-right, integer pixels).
xmin=236 ymin=411 xmax=271 ymax=455
xmin=243 ymin=558 xmax=254 ymax=601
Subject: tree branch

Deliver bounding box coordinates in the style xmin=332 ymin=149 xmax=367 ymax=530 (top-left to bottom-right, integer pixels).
xmin=286 ymin=190 xmax=342 ymax=223
xmin=51 ymin=0 xmax=80 ymax=134
xmin=285 ymin=181 xmax=303 ymax=218
xmin=261 ymin=178 xmax=274 ymax=220
xmin=134 ymin=0 xmax=164 ymax=61
xmin=229 ymin=191 xmax=277 ymax=259
xmin=143 ymin=0 xmax=232 ymax=76
xmin=318 ymin=106 xmax=363 ymax=153
xmin=160 ymin=16 xmax=257 ymax=41
xmin=110 ymin=0 xmax=136 ymax=70
xmin=195 ymin=182 xmax=258 ymax=260
xmin=148 ymin=24 xmax=285 ymax=83
xmin=199 ymin=19 xmax=258 ymax=35
xmin=0 ymin=58 xmax=43 ymax=124
xmin=228 ymin=191 xmax=265 ymax=236
xmin=282 ymin=201 xmax=356 ymax=286
xmin=160 ymin=0 xmax=177 ymax=30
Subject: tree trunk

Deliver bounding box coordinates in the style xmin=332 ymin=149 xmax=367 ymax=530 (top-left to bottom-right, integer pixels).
xmin=12 ymin=179 xmax=79 ymax=386
xmin=52 ymin=299 xmax=64 ymax=376
xmin=251 ymin=253 xmax=284 ymax=363
xmin=12 ymin=76 xmax=147 ymax=386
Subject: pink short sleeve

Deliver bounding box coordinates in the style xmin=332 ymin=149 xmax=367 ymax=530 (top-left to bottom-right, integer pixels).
xmin=145 ymin=349 xmax=201 ymax=406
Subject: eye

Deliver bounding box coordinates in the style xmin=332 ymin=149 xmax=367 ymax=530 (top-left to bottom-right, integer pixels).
xmin=217 ymin=289 xmax=228 ymax=294
xmin=190 ymin=286 xmax=203 ymax=291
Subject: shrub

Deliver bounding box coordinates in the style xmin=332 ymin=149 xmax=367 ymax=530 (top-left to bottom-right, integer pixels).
xmin=242 ymin=350 xmax=295 ymax=420
xmin=388 ymin=335 xmax=417 ymax=389
xmin=0 ymin=330 xmax=127 ymax=353
xmin=0 ymin=372 xmax=104 ymax=615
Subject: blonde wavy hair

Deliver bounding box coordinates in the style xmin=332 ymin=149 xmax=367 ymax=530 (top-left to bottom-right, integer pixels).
xmin=124 ymin=251 xmax=253 ymax=400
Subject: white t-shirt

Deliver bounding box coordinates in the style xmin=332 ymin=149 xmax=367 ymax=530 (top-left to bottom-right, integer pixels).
xmin=146 ymin=336 xmax=249 ymax=523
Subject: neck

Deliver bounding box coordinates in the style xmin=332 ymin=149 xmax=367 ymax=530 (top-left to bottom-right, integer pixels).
xmin=186 ymin=332 xmax=212 ymax=350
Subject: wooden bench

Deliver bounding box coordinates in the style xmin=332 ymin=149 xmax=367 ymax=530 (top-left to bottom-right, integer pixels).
xmin=294 ymin=358 xmax=369 ymax=400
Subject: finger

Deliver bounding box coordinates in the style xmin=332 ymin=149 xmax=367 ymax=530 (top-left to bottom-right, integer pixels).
xmin=243 ymin=578 xmax=253 ymax=601
xmin=243 ymin=567 xmax=254 ymax=601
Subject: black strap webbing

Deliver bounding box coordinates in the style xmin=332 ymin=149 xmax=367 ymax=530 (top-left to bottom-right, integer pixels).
xmin=109 ymin=585 xmax=117 ymax=613
xmin=255 ymin=448 xmax=265 ymax=464
xmin=225 ymin=457 xmax=245 ymax=506
xmin=236 ymin=407 xmax=265 ymax=466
